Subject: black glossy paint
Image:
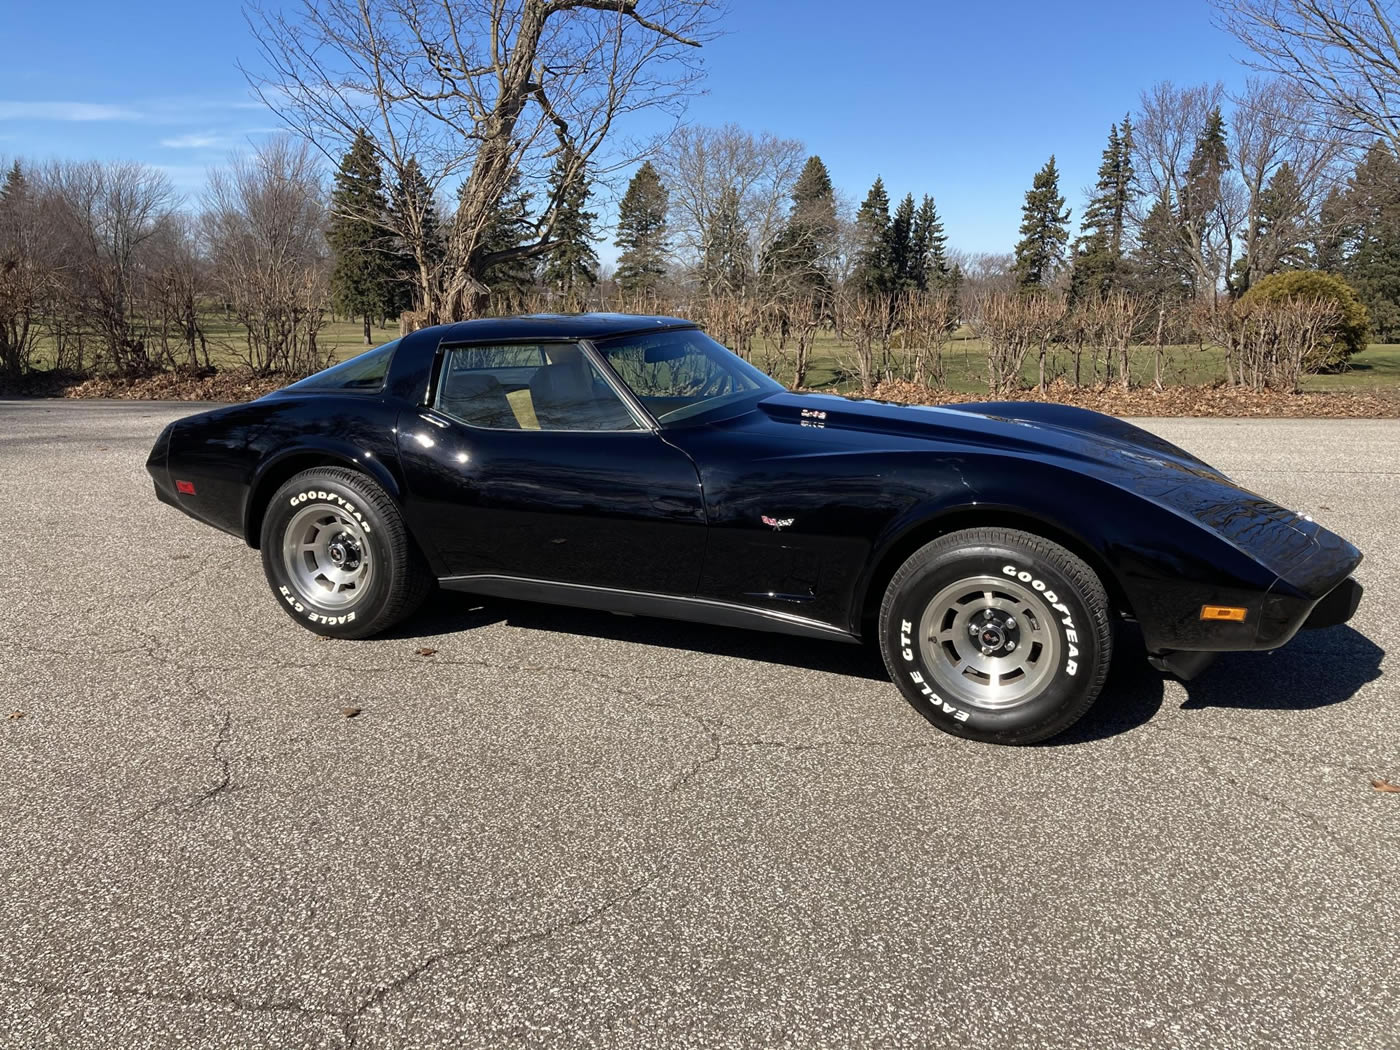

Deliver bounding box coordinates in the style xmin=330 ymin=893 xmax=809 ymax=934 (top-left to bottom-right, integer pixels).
xmin=147 ymin=313 xmax=1363 ymax=661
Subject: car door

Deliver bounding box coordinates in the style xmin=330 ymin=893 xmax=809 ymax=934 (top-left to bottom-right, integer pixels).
xmin=396 ymin=340 xmax=708 ymax=595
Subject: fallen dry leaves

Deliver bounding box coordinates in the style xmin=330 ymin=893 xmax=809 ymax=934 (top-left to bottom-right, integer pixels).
xmin=58 ymin=369 xmax=292 ymax=402
xmin=341 ymin=706 xmax=362 ymax=719
xmin=7 ymin=711 xmax=23 ymax=720
xmin=856 ymin=378 xmax=1400 ymax=418
xmin=1372 ymin=779 xmax=1400 ymax=793
xmin=415 ymin=647 xmax=438 ymax=657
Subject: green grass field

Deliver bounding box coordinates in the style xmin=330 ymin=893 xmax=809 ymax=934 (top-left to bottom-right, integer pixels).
xmin=29 ymin=313 xmax=1400 ymax=396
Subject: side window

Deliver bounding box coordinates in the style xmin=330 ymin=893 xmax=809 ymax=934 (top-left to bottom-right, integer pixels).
xmin=435 ymin=343 xmax=640 ymax=432
xmin=286 ymin=340 xmax=398 ymax=393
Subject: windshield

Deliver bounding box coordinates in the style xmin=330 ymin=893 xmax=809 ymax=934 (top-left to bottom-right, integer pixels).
xmin=593 ymin=328 xmax=783 ymax=425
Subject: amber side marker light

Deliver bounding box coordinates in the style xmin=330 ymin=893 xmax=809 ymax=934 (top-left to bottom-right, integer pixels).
xmin=1201 ymin=605 xmax=1248 ymax=622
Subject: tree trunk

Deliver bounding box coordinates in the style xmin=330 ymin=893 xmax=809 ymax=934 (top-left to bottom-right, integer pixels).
xmin=363 ymin=314 xmax=372 ymax=345
xmin=1153 ymin=307 xmax=1166 ymax=392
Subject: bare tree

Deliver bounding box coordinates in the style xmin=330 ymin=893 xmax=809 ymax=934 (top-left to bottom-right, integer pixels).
xmin=948 ymin=250 xmax=1015 ymax=298
xmin=147 ymin=214 xmax=210 ymax=370
xmin=246 ymin=0 xmax=718 ymax=322
xmin=833 ymin=287 xmax=886 ymax=394
xmin=0 ymin=161 xmax=54 ymax=377
xmin=1231 ymin=77 xmax=1351 ymax=292
xmin=45 ymin=160 xmax=180 ymax=376
xmin=896 ymin=290 xmax=958 ymax=388
xmin=203 ymin=139 xmax=331 ymax=375
xmin=784 ymin=291 xmax=823 ymax=388
xmin=1213 ymin=0 xmax=1400 ymax=156
xmin=1098 ymin=291 xmax=1150 ymax=390
xmin=654 ymin=123 xmax=806 ymax=278
xmin=1133 ymin=81 xmax=1236 ymax=301
xmin=969 ymin=292 xmax=1058 ymax=396
xmin=1195 ymin=292 xmax=1346 ymax=391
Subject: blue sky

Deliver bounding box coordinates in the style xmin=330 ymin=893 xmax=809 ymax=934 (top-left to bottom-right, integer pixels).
xmin=0 ymin=0 xmax=1251 ymax=258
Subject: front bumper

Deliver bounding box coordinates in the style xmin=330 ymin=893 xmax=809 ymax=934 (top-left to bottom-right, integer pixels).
xmin=1301 ymin=576 xmax=1363 ymax=631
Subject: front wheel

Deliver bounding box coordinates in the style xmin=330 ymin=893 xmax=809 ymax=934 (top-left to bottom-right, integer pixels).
xmin=878 ymin=527 xmax=1113 ymax=745
xmin=260 ymin=467 xmax=431 ymax=639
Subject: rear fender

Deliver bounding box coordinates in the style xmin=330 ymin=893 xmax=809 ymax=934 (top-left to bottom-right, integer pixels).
xmin=243 ymin=439 xmax=404 ymax=548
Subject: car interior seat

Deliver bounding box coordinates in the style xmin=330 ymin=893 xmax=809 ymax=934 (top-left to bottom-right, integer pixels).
xmin=439 ymin=371 xmax=520 ymax=429
xmin=528 ymin=350 xmax=634 ymax=430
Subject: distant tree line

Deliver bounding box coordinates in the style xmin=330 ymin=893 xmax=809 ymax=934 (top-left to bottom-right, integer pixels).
xmin=2 ymin=0 xmax=1398 ymax=394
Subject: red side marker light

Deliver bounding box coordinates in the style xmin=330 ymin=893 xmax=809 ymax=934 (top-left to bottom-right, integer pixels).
xmin=176 ymin=480 xmax=196 ymax=495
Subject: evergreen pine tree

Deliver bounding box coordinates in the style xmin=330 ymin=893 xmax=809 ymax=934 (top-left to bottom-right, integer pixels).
xmin=1342 ymin=141 xmax=1400 ymax=340
xmin=1181 ymin=107 xmax=1230 ymax=296
xmin=1070 ymin=117 xmax=1136 ymax=301
xmin=474 ymin=173 xmax=537 ymax=311
xmin=888 ymin=193 xmax=917 ymax=292
xmin=615 ymin=161 xmax=670 ymax=299
xmin=389 ymin=158 xmax=444 ymax=313
xmin=1013 ymin=156 xmax=1071 ymax=290
xmin=0 ymin=160 xmax=25 ymax=207
xmin=328 ymin=130 xmax=397 ymax=343
xmin=540 ymin=152 xmax=599 ymax=305
xmin=910 ymin=194 xmax=949 ymax=291
xmin=1250 ymin=161 xmax=1311 ymax=281
xmin=765 ymin=155 xmax=838 ymax=295
xmin=1314 ymin=185 xmax=1349 ymax=273
xmin=701 ymin=185 xmax=750 ymax=295
xmin=1131 ymin=192 xmax=1192 ymax=305
xmin=1184 ymin=107 xmax=1230 ymax=222
xmin=853 ymin=176 xmax=893 ymax=294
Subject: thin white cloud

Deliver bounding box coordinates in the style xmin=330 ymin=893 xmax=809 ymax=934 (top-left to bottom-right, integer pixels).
xmin=160 ymin=132 xmax=230 ymax=149
xmin=0 ymin=100 xmax=144 ymax=122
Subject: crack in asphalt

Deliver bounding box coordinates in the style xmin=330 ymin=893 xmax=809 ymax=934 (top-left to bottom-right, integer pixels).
xmin=340 ymin=871 xmax=665 ymax=1048
xmin=2 ymin=872 xmax=666 ymax=1048
xmin=0 ymin=974 xmax=341 ymax=1025
xmin=140 ymin=709 xmax=236 ymax=818
xmin=1161 ymin=735 xmax=1379 ymax=864
xmin=638 ymin=695 xmax=953 ymax=794
xmin=1143 ymin=717 xmax=1393 ymax=792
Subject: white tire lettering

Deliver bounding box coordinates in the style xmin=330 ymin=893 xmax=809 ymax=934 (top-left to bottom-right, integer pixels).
xmin=1000 ymin=564 xmax=1082 ymax=677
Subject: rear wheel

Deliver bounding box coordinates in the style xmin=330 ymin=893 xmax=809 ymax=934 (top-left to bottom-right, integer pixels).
xmin=878 ymin=527 xmax=1112 ymax=744
xmin=260 ymin=467 xmax=431 ymax=639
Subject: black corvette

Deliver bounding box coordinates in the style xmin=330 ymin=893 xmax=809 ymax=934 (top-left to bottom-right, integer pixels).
xmin=147 ymin=313 xmax=1363 ymax=744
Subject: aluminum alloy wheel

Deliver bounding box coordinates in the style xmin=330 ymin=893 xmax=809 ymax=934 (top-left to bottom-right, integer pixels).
xmin=916 ymin=574 xmax=1062 ymax=710
xmin=281 ymin=503 xmax=373 ymax=609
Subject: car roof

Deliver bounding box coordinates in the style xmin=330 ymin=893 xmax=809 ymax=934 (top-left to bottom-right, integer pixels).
xmin=426 ymin=313 xmax=698 ymax=343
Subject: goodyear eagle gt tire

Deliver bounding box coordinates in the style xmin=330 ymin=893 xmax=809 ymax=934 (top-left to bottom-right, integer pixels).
xmin=878 ymin=528 xmax=1112 ymax=744
xmin=260 ymin=467 xmax=431 ymax=639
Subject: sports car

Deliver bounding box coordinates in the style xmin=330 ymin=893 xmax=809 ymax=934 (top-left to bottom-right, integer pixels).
xmin=146 ymin=313 xmax=1364 ymax=744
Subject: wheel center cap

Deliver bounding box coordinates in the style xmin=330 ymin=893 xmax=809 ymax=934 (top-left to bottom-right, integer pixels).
xmin=980 ymin=626 xmax=1005 ymax=649
xmin=326 ymin=533 xmax=361 ymax=571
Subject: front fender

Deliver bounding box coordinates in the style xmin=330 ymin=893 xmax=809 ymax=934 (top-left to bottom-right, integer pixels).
xmin=851 ymin=457 xmax=1280 ymax=653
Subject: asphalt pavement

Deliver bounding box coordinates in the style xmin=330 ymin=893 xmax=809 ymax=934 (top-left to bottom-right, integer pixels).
xmin=0 ymin=400 xmax=1395 ymax=1050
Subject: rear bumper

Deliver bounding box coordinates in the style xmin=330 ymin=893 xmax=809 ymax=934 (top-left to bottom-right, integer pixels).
xmin=147 ymin=421 xmax=177 ymax=506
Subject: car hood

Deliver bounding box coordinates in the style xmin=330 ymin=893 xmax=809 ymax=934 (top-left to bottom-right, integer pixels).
xmin=755 ymin=391 xmax=1351 ymax=581
xmin=758 ymin=391 xmax=1222 ymax=477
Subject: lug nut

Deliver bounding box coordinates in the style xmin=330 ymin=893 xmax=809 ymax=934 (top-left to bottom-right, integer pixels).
xmin=1005 ymin=640 xmax=1016 ymax=652
xmin=968 ymin=624 xmax=980 ymax=635
xmin=1004 ymin=617 xmax=1016 ymax=630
